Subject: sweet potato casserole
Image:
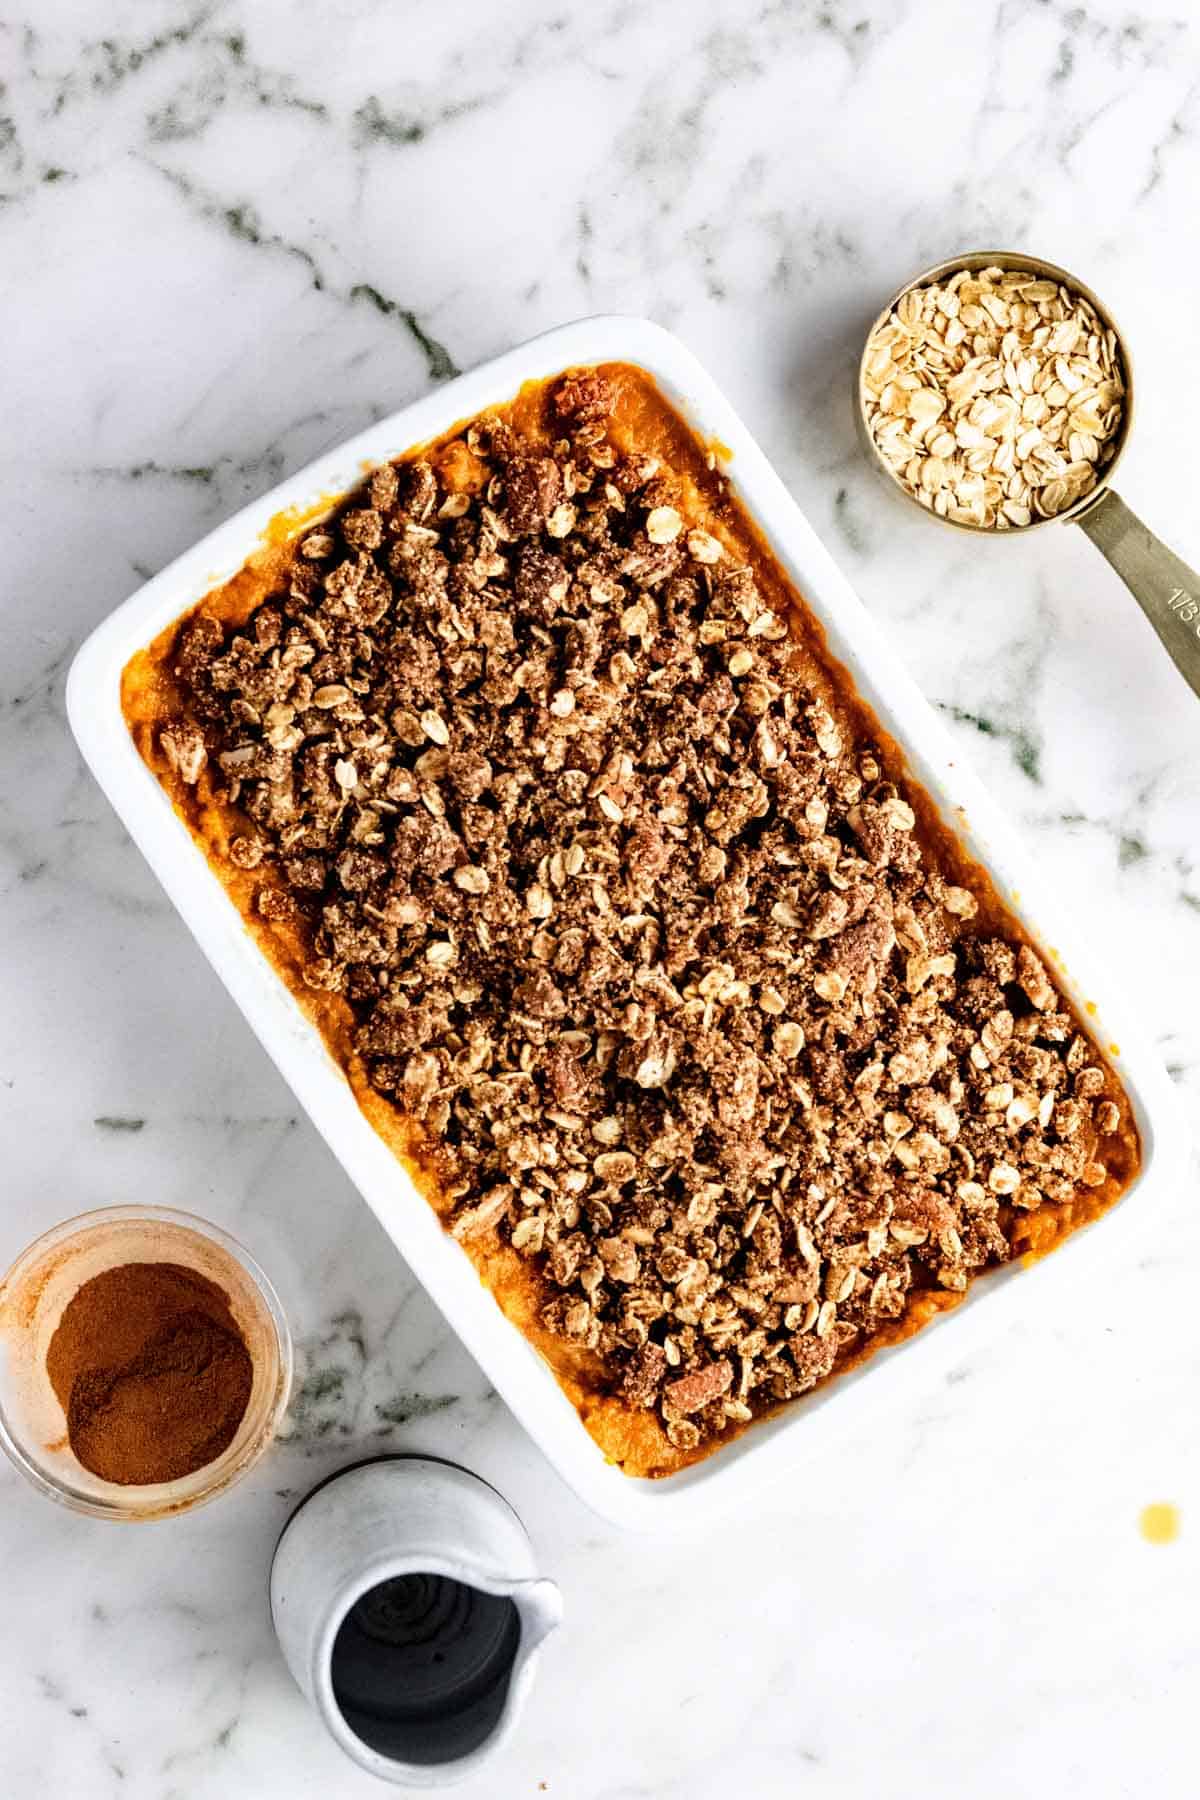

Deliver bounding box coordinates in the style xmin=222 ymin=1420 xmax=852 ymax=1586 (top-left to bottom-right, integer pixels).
xmin=122 ymin=363 xmax=1140 ymax=1477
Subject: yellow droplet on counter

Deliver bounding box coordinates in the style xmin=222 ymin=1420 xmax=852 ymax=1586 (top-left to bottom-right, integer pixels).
xmin=1139 ymin=1502 xmax=1180 ymax=1545
xmin=1109 ymin=1043 xmax=1121 ymax=1057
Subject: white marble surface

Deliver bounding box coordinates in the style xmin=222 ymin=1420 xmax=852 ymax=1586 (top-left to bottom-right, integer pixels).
xmin=1 ymin=0 xmax=1198 ymax=1794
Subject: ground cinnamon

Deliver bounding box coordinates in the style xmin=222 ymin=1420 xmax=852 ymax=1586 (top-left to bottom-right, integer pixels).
xmin=46 ymin=1262 xmax=253 ymax=1485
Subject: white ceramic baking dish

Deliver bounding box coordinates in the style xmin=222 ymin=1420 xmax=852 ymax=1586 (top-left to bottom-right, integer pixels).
xmin=67 ymin=316 xmax=1187 ymax=1530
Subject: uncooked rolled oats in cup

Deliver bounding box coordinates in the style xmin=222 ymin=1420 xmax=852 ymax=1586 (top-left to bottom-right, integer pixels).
xmin=860 ymin=260 xmax=1126 ymax=529
xmin=856 ymin=250 xmax=1200 ymax=701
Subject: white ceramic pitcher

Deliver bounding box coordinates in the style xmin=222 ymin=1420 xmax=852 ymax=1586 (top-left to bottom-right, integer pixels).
xmin=270 ymin=1457 xmax=562 ymax=1787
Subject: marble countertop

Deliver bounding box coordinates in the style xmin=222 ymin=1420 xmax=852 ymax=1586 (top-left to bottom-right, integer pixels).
xmin=2 ymin=1 xmax=1198 ymax=1794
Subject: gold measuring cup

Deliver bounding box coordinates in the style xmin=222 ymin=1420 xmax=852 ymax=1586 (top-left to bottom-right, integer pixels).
xmin=857 ymin=250 xmax=1200 ymax=702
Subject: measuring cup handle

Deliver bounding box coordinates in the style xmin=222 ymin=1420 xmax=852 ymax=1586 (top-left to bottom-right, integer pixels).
xmin=1076 ymin=488 xmax=1200 ymax=701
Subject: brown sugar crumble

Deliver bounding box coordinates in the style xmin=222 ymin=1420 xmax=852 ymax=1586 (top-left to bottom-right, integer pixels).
xmin=123 ymin=362 xmax=1140 ymax=1476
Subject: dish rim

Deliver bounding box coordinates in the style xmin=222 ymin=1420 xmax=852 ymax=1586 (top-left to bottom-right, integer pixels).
xmin=66 ymin=313 xmax=1188 ymax=1529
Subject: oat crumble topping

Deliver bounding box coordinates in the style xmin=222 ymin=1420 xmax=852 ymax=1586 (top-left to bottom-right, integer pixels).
xmin=135 ymin=364 xmax=1136 ymax=1467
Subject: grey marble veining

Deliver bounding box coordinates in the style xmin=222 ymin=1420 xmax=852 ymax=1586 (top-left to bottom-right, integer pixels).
xmin=1 ymin=1 xmax=1198 ymax=1795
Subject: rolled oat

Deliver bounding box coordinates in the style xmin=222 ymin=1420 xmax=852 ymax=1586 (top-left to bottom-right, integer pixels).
xmin=862 ymin=264 xmax=1125 ymax=528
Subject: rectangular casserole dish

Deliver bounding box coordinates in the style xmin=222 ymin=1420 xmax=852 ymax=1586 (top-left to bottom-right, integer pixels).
xmin=67 ymin=316 xmax=1187 ymax=1529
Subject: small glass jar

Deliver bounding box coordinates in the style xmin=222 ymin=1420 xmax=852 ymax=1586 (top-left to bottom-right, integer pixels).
xmin=0 ymin=1205 xmax=292 ymax=1520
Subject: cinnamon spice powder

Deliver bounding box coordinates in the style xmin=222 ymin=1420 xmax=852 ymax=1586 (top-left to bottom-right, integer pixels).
xmin=46 ymin=1262 xmax=253 ymax=1485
